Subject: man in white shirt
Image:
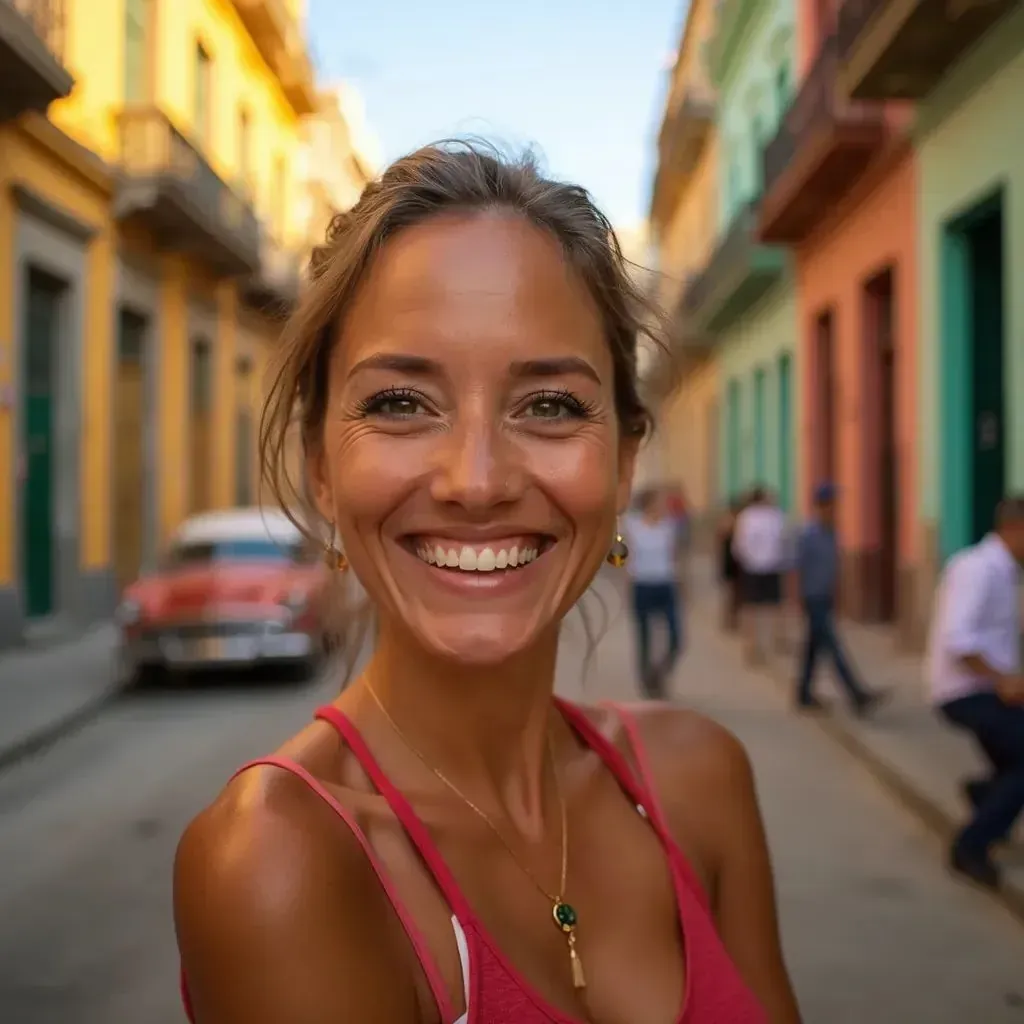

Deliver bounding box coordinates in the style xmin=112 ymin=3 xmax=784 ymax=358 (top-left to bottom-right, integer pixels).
xmin=731 ymin=486 xmax=788 ymax=665
xmin=927 ymin=497 xmax=1024 ymax=888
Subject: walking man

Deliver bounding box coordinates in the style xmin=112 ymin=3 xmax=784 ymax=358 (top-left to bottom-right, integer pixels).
xmin=927 ymin=496 xmax=1024 ymax=888
xmin=731 ymin=486 xmax=787 ymax=664
xmin=795 ymin=483 xmax=884 ymax=714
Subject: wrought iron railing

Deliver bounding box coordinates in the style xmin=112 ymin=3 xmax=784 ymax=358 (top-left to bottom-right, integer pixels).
xmin=836 ymin=0 xmax=889 ymax=60
xmin=10 ymin=0 xmax=67 ymax=61
xmin=118 ymin=106 xmax=259 ymax=253
xmin=682 ymin=202 xmax=760 ymax=319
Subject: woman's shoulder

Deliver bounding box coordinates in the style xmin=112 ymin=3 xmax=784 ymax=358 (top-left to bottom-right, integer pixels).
xmin=174 ymin=719 xmax=424 ymax=1019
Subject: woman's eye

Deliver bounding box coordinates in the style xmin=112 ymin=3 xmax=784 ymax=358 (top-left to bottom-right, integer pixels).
xmin=362 ymin=392 xmax=427 ymax=418
xmin=523 ymin=393 xmax=590 ymax=421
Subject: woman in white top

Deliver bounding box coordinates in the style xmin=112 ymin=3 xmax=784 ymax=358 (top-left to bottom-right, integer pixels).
xmin=621 ymin=487 xmax=683 ymax=698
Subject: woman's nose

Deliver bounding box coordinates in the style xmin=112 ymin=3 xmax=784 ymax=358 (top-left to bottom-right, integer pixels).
xmin=429 ymin=418 xmax=524 ymax=510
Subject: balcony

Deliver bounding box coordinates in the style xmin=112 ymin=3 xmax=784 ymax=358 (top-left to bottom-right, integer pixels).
xmin=0 ymin=0 xmax=74 ymax=121
xmin=651 ymin=87 xmax=715 ymax=223
xmin=683 ymin=202 xmax=787 ymax=335
xmin=242 ymin=234 xmax=303 ymax=315
xmin=759 ymin=35 xmax=887 ymax=244
xmin=229 ymin=0 xmax=316 ymax=114
xmin=837 ymin=0 xmax=1019 ymax=99
xmin=113 ymin=107 xmax=260 ymax=277
xmin=706 ymin=0 xmax=764 ymax=86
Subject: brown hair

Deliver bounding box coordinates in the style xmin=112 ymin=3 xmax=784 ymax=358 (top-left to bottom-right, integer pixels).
xmin=259 ymin=139 xmax=671 ymax=662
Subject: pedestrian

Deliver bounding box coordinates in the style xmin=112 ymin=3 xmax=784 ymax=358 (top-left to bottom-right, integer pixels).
xmin=794 ymin=483 xmax=885 ymax=715
xmin=174 ymin=142 xmax=798 ymax=1024
xmin=731 ymin=485 xmax=787 ymax=664
xmin=718 ymin=497 xmax=744 ymax=632
xmin=622 ymin=487 xmax=684 ymax=699
xmin=926 ymin=496 xmax=1024 ymax=889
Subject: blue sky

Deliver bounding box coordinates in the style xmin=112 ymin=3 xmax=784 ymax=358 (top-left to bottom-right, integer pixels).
xmin=308 ymin=0 xmax=684 ymax=230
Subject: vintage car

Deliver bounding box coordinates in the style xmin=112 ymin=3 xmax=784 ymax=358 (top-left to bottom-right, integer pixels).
xmin=115 ymin=508 xmax=330 ymax=683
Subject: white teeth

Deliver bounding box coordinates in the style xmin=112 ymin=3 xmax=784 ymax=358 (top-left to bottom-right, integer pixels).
xmin=415 ymin=541 xmax=542 ymax=572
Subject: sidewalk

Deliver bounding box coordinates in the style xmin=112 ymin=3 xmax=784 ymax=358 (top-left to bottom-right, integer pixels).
xmin=0 ymin=624 xmax=119 ymax=769
xmin=684 ymin=557 xmax=1024 ymax=918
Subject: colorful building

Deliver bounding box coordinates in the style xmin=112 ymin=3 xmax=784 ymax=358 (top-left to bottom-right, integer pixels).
xmin=834 ymin=0 xmax=1021 ymax=642
xmin=648 ymin=0 xmax=721 ymax=530
xmin=698 ymin=0 xmax=800 ymax=514
xmin=0 ymin=0 xmax=348 ymax=649
xmin=757 ymin=0 xmax=918 ymax=635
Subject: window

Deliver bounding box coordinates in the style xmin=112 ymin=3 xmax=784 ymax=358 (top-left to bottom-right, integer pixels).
xmin=752 ymin=115 xmax=765 ymax=195
xmin=194 ymin=43 xmax=212 ymax=144
xmin=273 ymin=155 xmax=287 ymax=239
xmin=191 ymin=339 xmax=212 ymax=415
xmin=124 ymin=0 xmax=149 ymax=102
xmin=774 ymin=63 xmax=791 ymax=120
xmin=238 ymin=107 xmax=252 ymax=193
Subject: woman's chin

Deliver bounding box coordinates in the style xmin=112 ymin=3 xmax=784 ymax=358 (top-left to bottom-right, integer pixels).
xmin=408 ymin=613 xmax=549 ymax=668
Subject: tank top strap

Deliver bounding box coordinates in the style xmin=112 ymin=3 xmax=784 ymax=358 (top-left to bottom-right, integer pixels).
xmin=227 ymin=753 xmax=459 ymax=1023
xmin=314 ymin=705 xmax=476 ymax=924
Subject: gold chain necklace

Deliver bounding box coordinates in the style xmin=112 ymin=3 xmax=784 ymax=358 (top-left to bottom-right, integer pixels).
xmin=363 ymin=682 xmax=586 ymax=990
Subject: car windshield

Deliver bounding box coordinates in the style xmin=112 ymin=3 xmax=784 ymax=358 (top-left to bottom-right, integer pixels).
xmin=166 ymin=538 xmax=303 ymax=568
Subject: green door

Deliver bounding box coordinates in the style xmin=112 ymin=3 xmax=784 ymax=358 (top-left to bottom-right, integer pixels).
xmin=777 ymin=353 xmax=792 ymax=513
xmin=753 ymin=367 xmax=766 ymax=483
xmin=21 ymin=271 xmax=62 ymax=619
xmin=727 ymin=379 xmax=741 ymax=500
xmin=969 ymin=206 xmax=1005 ymax=542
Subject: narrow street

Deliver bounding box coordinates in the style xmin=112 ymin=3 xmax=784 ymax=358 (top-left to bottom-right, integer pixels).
xmin=0 ymin=583 xmax=1023 ymax=1023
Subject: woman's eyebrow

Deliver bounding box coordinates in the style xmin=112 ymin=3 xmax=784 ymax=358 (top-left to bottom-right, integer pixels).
xmin=509 ymin=357 xmax=601 ymax=385
xmin=347 ymin=353 xmax=441 ymax=378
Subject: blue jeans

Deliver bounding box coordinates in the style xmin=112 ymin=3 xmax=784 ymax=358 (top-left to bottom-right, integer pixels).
xmin=940 ymin=692 xmax=1024 ymax=856
xmin=631 ymin=582 xmax=682 ymax=698
xmin=797 ymin=596 xmax=869 ymax=706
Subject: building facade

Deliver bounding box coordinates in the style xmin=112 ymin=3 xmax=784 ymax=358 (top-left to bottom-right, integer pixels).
xmin=835 ymin=0 xmax=1021 ymax=643
xmin=0 ymin=0 xmax=344 ymax=649
xmin=648 ymin=0 xmax=720 ymax=529
xmin=698 ymin=0 xmax=800 ymax=513
xmin=758 ymin=0 xmax=919 ymax=635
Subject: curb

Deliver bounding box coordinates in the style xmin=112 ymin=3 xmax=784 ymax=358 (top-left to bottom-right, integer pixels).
xmin=0 ymin=683 xmax=121 ymax=773
xmin=735 ymin=623 xmax=1024 ymax=926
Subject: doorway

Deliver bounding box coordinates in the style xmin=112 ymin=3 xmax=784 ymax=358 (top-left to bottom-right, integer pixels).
xmin=753 ymin=366 xmax=766 ymax=484
xmin=115 ymin=309 xmax=149 ymax=589
xmin=235 ymin=356 xmax=254 ymax=507
xmin=726 ymin=379 xmax=741 ymax=500
xmin=864 ymin=269 xmax=897 ymax=622
xmin=777 ymin=352 xmax=792 ymax=513
xmin=940 ymin=190 xmax=1005 ymax=556
xmin=190 ymin=337 xmax=212 ymax=514
xmin=815 ymin=309 xmax=836 ymax=486
xmin=20 ymin=269 xmax=64 ymax=620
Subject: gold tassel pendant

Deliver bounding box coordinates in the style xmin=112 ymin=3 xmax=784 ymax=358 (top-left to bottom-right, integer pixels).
xmin=568 ymin=933 xmax=586 ymax=990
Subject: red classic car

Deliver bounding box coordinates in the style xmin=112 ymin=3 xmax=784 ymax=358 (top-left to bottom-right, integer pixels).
xmin=115 ymin=508 xmax=330 ymax=683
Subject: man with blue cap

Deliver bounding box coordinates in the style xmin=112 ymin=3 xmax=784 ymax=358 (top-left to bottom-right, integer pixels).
xmin=794 ymin=482 xmax=884 ymax=714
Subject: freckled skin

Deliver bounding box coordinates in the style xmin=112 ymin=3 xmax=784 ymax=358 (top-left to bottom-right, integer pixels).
xmin=309 ymin=213 xmax=635 ymax=665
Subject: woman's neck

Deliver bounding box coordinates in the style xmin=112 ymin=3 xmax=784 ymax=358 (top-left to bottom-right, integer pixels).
xmin=350 ymin=621 xmax=564 ymax=837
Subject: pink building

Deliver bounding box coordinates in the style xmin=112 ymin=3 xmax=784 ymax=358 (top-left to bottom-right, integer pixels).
xmin=757 ymin=0 xmax=919 ymax=641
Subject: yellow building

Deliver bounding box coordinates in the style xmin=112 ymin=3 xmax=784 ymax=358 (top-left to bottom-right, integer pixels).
xmin=649 ymin=0 xmax=720 ymax=538
xmin=0 ymin=0 xmax=338 ymax=648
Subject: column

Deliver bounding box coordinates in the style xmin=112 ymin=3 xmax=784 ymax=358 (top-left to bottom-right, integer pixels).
xmin=158 ymin=255 xmax=189 ymax=543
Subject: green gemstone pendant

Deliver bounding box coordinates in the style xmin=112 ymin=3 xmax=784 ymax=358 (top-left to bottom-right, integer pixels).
xmin=552 ymin=901 xmax=586 ymax=989
xmin=552 ymin=900 xmax=577 ymax=933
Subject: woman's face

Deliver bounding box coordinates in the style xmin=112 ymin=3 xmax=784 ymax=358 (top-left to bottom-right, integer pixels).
xmin=310 ymin=213 xmax=637 ymax=665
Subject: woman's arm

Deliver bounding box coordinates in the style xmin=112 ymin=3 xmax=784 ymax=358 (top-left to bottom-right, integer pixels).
xmin=174 ymin=773 xmax=426 ymax=1023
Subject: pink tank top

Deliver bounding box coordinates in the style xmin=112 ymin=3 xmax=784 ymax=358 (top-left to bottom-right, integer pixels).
xmin=181 ymin=699 xmax=768 ymax=1023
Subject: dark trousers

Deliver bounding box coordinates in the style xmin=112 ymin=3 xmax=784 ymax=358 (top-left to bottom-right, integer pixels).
xmin=797 ymin=596 xmax=869 ymax=706
xmin=940 ymin=692 xmax=1024 ymax=856
xmin=631 ymin=582 xmax=682 ymax=699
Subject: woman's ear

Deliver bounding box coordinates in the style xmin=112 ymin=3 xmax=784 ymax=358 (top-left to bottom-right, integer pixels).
xmin=305 ymin=440 xmax=334 ymax=524
xmin=616 ymin=433 xmax=641 ymax=514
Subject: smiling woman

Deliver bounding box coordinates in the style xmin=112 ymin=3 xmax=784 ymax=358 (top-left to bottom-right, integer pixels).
xmin=173 ymin=140 xmax=801 ymax=1024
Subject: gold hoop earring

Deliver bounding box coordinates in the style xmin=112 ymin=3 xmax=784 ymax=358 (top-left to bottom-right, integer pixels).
xmin=606 ymin=531 xmax=629 ymax=568
xmin=323 ymin=527 xmax=349 ymax=572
